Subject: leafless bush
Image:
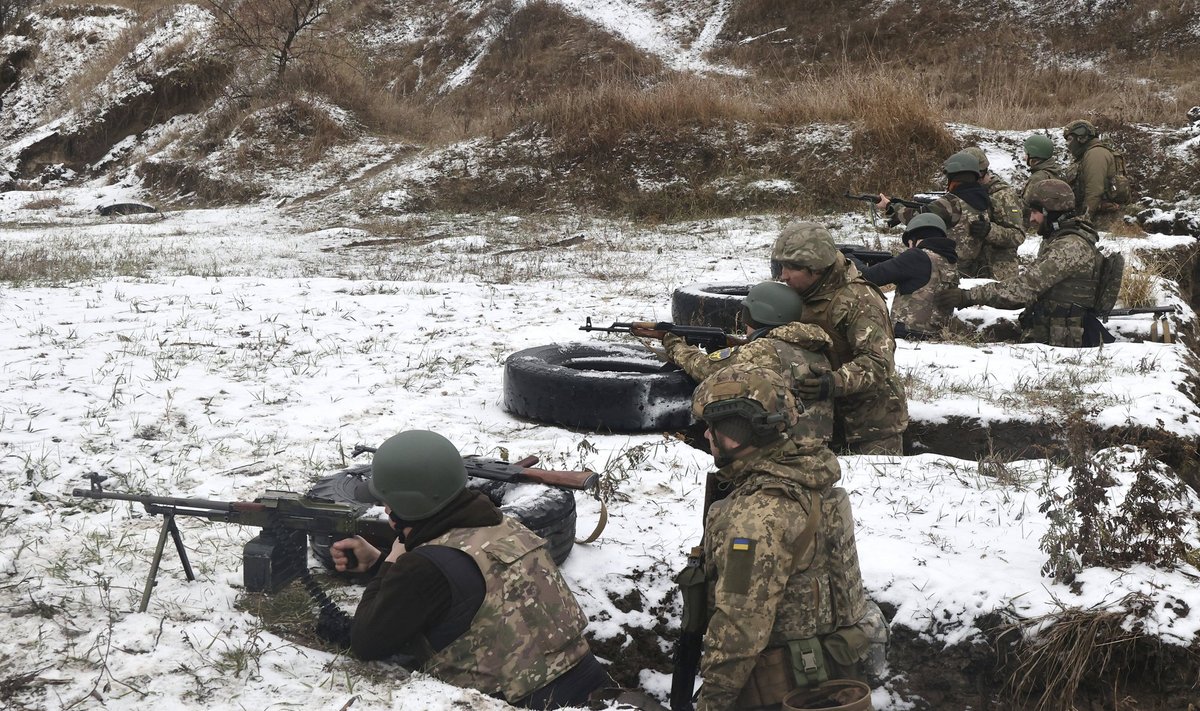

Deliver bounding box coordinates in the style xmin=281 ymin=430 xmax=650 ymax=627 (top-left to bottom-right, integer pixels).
xmin=203 ymin=0 xmax=331 ymax=79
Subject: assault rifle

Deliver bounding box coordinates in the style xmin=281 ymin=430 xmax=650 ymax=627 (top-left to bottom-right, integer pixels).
xmin=844 ymin=191 xmax=938 ymax=211
xmin=837 ymin=244 xmax=893 ymax=267
xmin=580 ymin=317 xmax=748 ymax=353
xmin=670 ymin=545 xmax=707 ymax=711
xmin=350 ymin=445 xmax=598 ymax=490
xmin=1105 ymin=306 xmax=1179 ymax=318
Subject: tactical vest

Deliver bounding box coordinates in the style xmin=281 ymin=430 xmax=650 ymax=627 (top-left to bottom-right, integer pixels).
xmin=761 ymin=338 xmax=835 ymax=449
xmin=421 ymin=517 xmax=591 ymax=702
xmin=891 ymin=249 xmax=958 ymax=336
xmin=801 ymin=267 xmax=887 ymax=371
xmin=1034 ymin=225 xmax=1103 ymax=314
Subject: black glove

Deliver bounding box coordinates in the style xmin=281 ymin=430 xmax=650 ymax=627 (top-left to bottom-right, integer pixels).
xmin=797 ymin=372 xmax=838 ymax=401
xmin=935 ymin=287 xmax=972 ymax=310
xmin=968 ymin=219 xmax=991 ymax=239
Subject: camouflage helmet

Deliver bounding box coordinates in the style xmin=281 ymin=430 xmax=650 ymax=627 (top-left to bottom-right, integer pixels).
xmin=771 ymin=222 xmax=838 ymax=270
xmin=1063 ymin=119 xmax=1098 ymax=140
xmin=942 ymin=151 xmax=982 ymax=178
xmin=1023 ymin=134 xmax=1055 ymax=160
xmin=742 ymin=281 xmax=804 ymax=327
xmin=902 ymin=212 xmax=947 ymax=244
xmin=691 ymin=364 xmax=796 ymax=446
xmin=1027 ymin=178 xmax=1076 ymax=213
xmin=369 ymin=430 xmax=467 ymax=520
xmin=962 ymin=146 xmax=989 ymax=173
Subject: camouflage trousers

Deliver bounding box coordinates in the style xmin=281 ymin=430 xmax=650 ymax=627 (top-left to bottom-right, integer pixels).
xmin=977 ymin=244 xmax=1022 ymax=281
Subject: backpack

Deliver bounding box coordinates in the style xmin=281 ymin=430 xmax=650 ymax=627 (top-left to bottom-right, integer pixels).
xmin=1093 ymin=249 xmax=1125 ymax=315
xmin=1092 ymin=143 xmax=1132 ymax=204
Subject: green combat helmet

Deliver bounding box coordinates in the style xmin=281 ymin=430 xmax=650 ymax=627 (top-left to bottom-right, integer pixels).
xmin=942 ymin=151 xmax=982 ymax=178
xmin=1063 ymin=119 xmax=1098 ymax=141
xmin=691 ymin=364 xmax=797 ymax=457
xmin=962 ymin=146 xmax=990 ymax=173
xmin=1023 ymin=134 xmax=1055 ymax=160
xmin=902 ymin=212 xmax=947 ymax=244
xmin=771 ymin=222 xmax=839 ymax=270
xmin=742 ymin=281 xmax=804 ymax=328
xmin=369 ymin=430 xmax=467 ymax=520
xmin=1027 ymin=178 xmax=1076 ymax=213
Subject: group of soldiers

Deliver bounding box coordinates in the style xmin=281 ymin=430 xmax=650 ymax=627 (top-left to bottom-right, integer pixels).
xmin=314 ymin=119 xmax=1132 ymax=711
xmin=866 ymin=118 xmax=1129 ymax=349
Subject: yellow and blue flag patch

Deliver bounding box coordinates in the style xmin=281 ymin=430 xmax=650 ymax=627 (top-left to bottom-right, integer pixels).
xmin=708 ymin=347 xmax=735 ymax=361
xmin=732 ymin=537 xmax=752 ymax=551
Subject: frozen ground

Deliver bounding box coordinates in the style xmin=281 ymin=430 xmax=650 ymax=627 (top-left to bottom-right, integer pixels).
xmin=0 ymin=182 xmax=1199 ymax=710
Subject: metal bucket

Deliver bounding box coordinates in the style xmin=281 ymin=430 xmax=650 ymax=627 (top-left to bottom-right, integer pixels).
xmin=782 ymin=679 xmax=873 ymax=711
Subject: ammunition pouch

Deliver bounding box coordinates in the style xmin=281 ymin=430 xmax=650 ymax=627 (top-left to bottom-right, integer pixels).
xmin=736 ymin=631 xmax=867 ymax=709
xmin=1019 ymin=302 xmax=1113 ymax=348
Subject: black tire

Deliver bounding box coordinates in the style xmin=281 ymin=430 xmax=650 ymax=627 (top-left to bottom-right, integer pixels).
xmin=503 ymin=342 xmax=696 ymax=432
xmin=671 ymin=282 xmax=751 ymax=332
xmin=306 ymin=465 xmax=578 ymax=569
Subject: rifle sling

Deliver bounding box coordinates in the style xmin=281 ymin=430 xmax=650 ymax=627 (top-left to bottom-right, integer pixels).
xmin=575 ymin=497 xmax=608 ymax=545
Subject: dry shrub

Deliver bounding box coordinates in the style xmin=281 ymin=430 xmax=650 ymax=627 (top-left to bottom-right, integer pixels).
xmin=999 ymin=593 xmax=1158 ymax=711
xmin=1120 ymin=261 xmax=1169 ymax=308
xmin=20 ymin=195 xmax=63 ymax=210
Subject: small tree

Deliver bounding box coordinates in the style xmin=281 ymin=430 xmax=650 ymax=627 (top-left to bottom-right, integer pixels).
xmin=0 ymin=0 xmax=38 ymax=36
xmin=203 ymin=0 xmax=330 ymax=80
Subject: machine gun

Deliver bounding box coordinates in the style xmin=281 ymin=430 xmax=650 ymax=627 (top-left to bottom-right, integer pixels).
xmin=581 ymin=317 xmax=748 ymax=353
xmin=1104 ymin=305 xmax=1181 ymax=343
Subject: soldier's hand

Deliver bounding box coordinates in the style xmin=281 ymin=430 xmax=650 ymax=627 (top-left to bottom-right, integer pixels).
xmin=331 ymin=536 xmax=381 ymax=573
xmin=797 ymin=372 xmax=839 ymax=401
xmin=385 ymin=536 xmax=407 ymax=563
xmin=875 ymin=194 xmax=891 ymax=212
xmin=968 ymin=219 xmax=991 ymax=239
xmin=935 ymin=288 xmax=972 ymax=310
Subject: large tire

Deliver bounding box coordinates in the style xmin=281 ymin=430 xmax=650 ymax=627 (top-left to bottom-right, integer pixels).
xmin=307 ymin=465 xmax=578 ymax=569
xmin=671 ymin=282 xmax=751 ymax=332
xmin=503 ymin=342 xmax=695 ymax=432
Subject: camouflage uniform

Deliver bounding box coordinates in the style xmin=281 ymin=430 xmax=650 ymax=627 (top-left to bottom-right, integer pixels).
xmin=1021 ymin=157 xmax=1062 ymax=228
xmin=697 ymin=434 xmax=868 ymax=710
xmin=797 ymin=256 xmax=908 ymax=454
xmin=421 ymin=516 xmax=593 ymax=702
xmin=888 ymin=248 xmax=959 ymax=336
xmin=1063 ymin=137 xmax=1121 ymax=219
xmin=895 ymin=195 xmax=990 ymax=278
xmin=663 ymin=322 xmax=837 ymax=454
xmin=977 ymin=175 xmax=1027 ymax=280
xmin=966 ymin=216 xmax=1103 ymax=347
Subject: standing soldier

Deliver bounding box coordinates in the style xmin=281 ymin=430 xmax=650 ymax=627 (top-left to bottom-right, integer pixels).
xmin=1021 ymin=133 xmax=1061 ymax=222
xmin=771 ymin=222 xmax=908 ymax=455
xmin=876 ymin=151 xmax=992 ymax=278
xmin=962 ymin=145 xmax=1027 ymax=280
xmin=1062 ymin=119 xmax=1130 ymax=227
xmin=686 ymin=365 xmax=885 ymax=711
xmin=861 ymin=213 xmax=960 ymax=340
xmin=633 ymin=280 xmax=837 ymax=459
xmin=934 ymin=179 xmax=1113 ymax=348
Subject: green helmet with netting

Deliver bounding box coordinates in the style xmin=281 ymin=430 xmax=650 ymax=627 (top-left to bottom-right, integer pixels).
xmin=771 ymin=222 xmax=839 ymax=271
xmin=742 ymin=281 xmax=804 ymax=328
xmin=1023 ymin=134 xmax=1055 ymax=160
xmin=691 ymin=365 xmax=796 ymax=464
xmin=369 ymin=430 xmax=467 ymax=520
xmin=1027 ymin=178 xmax=1076 ymax=213
xmin=1062 ymin=119 xmax=1098 ymax=140
xmin=942 ymin=151 xmax=982 ymax=178
xmin=962 ymin=146 xmax=989 ymax=173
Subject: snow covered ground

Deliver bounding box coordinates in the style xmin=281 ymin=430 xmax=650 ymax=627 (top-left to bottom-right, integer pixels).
xmin=1 ymin=181 xmax=1199 ymax=710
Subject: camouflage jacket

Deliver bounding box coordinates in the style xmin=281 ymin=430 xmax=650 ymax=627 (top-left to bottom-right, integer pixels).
xmin=664 ymin=323 xmax=837 ymax=450
xmin=891 ymin=248 xmax=958 ymax=336
xmin=966 ymin=217 xmax=1102 ymax=346
xmin=982 ymin=176 xmax=1027 ymax=250
xmin=421 ymin=516 xmax=591 ymax=702
xmin=799 ymin=256 xmax=908 ymax=444
xmin=1064 ymin=139 xmax=1118 ymax=216
xmin=698 ymin=441 xmax=865 ymax=711
xmin=897 ymin=192 xmax=990 ymax=276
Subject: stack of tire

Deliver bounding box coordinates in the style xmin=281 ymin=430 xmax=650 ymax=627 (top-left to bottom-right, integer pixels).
xmin=307 ymin=463 xmax=578 ymax=568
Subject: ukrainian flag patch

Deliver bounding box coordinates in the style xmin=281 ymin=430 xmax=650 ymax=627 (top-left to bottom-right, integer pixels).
xmin=708 ymin=347 xmax=734 ymax=361
xmin=732 ymin=537 xmax=752 ymax=551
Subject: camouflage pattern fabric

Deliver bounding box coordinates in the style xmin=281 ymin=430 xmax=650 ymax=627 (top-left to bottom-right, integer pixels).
xmin=771 ymin=222 xmax=839 ymax=269
xmin=977 ymin=176 xmax=1027 ymax=280
xmin=421 ymin=516 xmax=592 ymax=702
xmin=1022 ymin=157 xmax=1062 ymax=228
xmin=794 ymin=256 xmax=908 ymax=451
xmin=897 ymin=194 xmax=990 ymax=277
xmin=1064 ymin=139 xmax=1119 ymax=217
xmin=966 ymin=217 xmax=1103 ymax=347
xmin=697 ymin=441 xmax=866 ymax=711
xmin=665 ymin=322 xmax=837 ymax=451
xmin=891 ymin=249 xmax=959 ymax=336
